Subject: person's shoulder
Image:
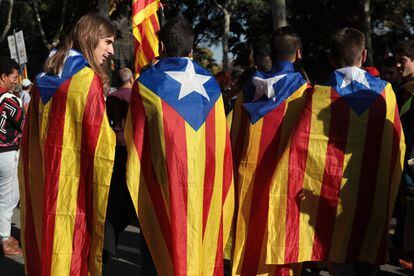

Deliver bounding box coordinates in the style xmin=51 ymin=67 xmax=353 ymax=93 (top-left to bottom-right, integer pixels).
xmin=20 ymin=91 xmax=30 ymax=100
xmin=108 ymin=88 xmax=131 ymax=100
xmin=399 ymin=78 xmax=414 ymax=93
xmin=0 ymin=92 xmax=22 ymax=106
xmin=74 ymin=65 xmax=97 ymax=81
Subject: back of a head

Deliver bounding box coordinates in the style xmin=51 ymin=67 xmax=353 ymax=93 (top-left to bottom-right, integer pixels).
xmin=254 ymin=46 xmax=272 ymax=72
xmin=0 ymin=56 xmax=19 ymax=77
xmin=215 ymin=71 xmax=232 ymax=92
xmin=45 ymin=13 xmax=115 ymax=82
xmin=118 ymin=67 xmax=133 ymax=84
xmin=271 ymin=26 xmax=302 ymax=62
xmin=158 ymin=17 xmax=194 ymax=57
xmin=330 ymin=27 xmax=365 ymax=68
xmin=231 ymin=67 xmax=244 ymax=81
xmin=395 ymin=40 xmax=414 ymax=59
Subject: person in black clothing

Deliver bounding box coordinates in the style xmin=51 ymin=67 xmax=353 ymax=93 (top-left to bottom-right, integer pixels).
xmin=395 ymin=41 xmax=414 ymax=110
xmin=394 ymin=40 xmax=414 ymax=272
xmin=103 ymin=67 xmax=136 ymax=263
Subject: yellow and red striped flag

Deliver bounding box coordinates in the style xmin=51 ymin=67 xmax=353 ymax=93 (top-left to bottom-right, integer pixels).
xmin=132 ymin=0 xmax=161 ymax=75
xmin=19 ymin=50 xmax=116 ymax=276
xmin=231 ymin=62 xmax=309 ymax=275
xmin=125 ymin=57 xmax=234 ymax=275
xmin=265 ymin=67 xmax=405 ymax=266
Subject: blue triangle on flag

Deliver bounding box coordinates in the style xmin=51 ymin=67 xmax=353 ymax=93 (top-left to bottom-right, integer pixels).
xmin=36 ymin=50 xmax=88 ymax=104
xmin=139 ymin=58 xmax=221 ymax=131
xmin=242 ymin=63 xmax=307 ymax=124
xmin=330 ymin=70 xmax=387 ymax=116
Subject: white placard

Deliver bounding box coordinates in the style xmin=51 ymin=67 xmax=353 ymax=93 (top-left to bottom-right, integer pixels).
xmin=7 ymin=30 xmax=27 ymax=65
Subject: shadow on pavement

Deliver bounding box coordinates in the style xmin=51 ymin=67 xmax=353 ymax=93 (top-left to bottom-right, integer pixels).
xmin=0 ymin=224 xmax=25 ymax=275
xmin=0 ymin=256 xmax=25 ymax=275
xmin=104 ymin=228 xmax=141 ymax=276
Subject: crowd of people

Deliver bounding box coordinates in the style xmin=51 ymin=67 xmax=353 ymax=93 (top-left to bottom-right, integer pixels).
xmin=0 ymin=11 xmax=414 ymax=276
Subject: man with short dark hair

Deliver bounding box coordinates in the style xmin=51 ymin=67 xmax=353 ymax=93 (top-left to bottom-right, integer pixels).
xmin=125 ymin=17 xmax=234 ymax=275
xmin=270 ymin=26 xmax=303 ymax=62
xmin=231 ymin=26 xmax=309 ymax=275
xmin=265 ymin=27 xmax=404 ymax=275
xmin=394 ymin=39 xmax=414 ymax=271
xmin=0 ymin=56 xmax=24 ymax=256
xmin=157 ymin=17 xmax=194 ymax=58
xmin=379 ymin=56 xmax=400 ymax=89
xmin=395 ymin=40 xmax=414 ymax=108
xmin=330 ymin=27 xmax=367 ymax=68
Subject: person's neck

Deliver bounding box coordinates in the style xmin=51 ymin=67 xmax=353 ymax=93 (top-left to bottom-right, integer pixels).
xmin=120 ymin=84 xmax=132 ymax=89
xmin=401 ymin=74 xmax=414 ymax=83
xmin=0 ymin=82 xmax=8 ymax=92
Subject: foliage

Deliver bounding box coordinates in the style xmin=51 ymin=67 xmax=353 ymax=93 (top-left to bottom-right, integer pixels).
xmin=163 ymin=0 xmax=222 ymax=45
xmin=1 ymin=0 xmax=414 ymax=80
xmin=230 ymin=0 xmax=272 ymax=67
xmin=193 ymin=47 xmax=220 ymax=74
xmin=0 ymin=0 xmax=98 ymax=78
xmin=287 ymin=0 xmax=414 ymax=83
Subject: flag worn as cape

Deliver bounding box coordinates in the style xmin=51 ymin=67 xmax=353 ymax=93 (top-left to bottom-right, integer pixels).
xmin=231 ymin=61 xmax=309 ymax=275
xmin=132 ymin=0 xmax=161 ymax=74
xmin=266 ymin=66 xmax=405 ymax=265
xmin=125 ymin=57 xmax=234 ymax=275
xmin=20 ymin=50 xmax=116 ymax=276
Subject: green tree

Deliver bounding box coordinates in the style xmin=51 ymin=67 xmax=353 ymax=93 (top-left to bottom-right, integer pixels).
xmin=193 ymin=47 xmax=220 ymax=74
xmin=271 ymin=0 xmax=287 ymax=30
xmin=0 ymin=0 xmax=14 ymax=43
xmin=214 ymin=0 xmax=239 ymax=71
xmin=0 ymin=0 xmax=97 ymax=78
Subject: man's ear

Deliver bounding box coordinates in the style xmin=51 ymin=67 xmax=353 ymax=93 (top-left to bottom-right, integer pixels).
xmin=159 ymin=41 xmax=165 ymax=56
xmin=188 ymin=48 xmax=193 ymax=59
xmin=295 ymin=48 xmax=302 ymax=61
xmin=361 ymin=49 xmax=367 ymax=64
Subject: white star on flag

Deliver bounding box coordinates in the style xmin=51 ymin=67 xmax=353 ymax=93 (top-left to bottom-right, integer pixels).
xmin=252 ymin=73 xmax=287 ymax=101
xmin=337 ymin=66 xmax=370 ymax=90
xmin=40 ymin=50 xmax=82 ymax=79
xmin=165 ymin=58 xmax=211 ymax=101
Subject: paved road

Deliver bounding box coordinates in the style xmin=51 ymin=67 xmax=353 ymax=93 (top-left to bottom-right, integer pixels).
xmin=1 ymin=208 xmax=413 ymax=275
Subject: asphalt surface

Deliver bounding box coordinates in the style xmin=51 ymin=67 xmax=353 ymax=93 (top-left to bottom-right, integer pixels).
xmin=1 ymin=208 xmax=413 ymax=275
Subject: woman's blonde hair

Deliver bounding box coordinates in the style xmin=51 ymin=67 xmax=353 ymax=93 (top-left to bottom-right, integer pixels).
xmin=44 ymin=13 xmax=115 ymax=85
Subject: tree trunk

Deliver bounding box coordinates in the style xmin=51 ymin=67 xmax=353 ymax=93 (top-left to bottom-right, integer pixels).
xmin=271 ymin=0 xmax=287 ymax=31
xmin=222 ymin=9 xmax=230 ymax=71
xmin=0 ymin=0 xmax=14 ymax=43
xmin=362 ymin=0 xmax=373 ymax=65
xmin=32 ymin=0 xmax=68 ymax=50
xmin=98 ymin=0 xmax=110 ymax=18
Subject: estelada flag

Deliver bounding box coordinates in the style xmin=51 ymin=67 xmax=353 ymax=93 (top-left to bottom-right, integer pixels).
xmin=125 ymin=57 xmax=234 ymax=275
xmin=19 ymin=50 xmax=116 ymax=276
xmin=132 ymin=0 xmax=161 ymax=74
xmin=265 ymin=66 xmax=405 ymax=266
xmin=231 ymin=61 xmax=309 ymax=275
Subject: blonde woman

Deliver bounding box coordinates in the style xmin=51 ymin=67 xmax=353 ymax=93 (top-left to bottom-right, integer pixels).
xmin=20 ymin=14 xmax=116 ymax=276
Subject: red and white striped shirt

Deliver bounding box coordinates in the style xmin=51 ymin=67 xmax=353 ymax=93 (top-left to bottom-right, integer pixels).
xmin=0 ymin=87 xmax=24 ymax=152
